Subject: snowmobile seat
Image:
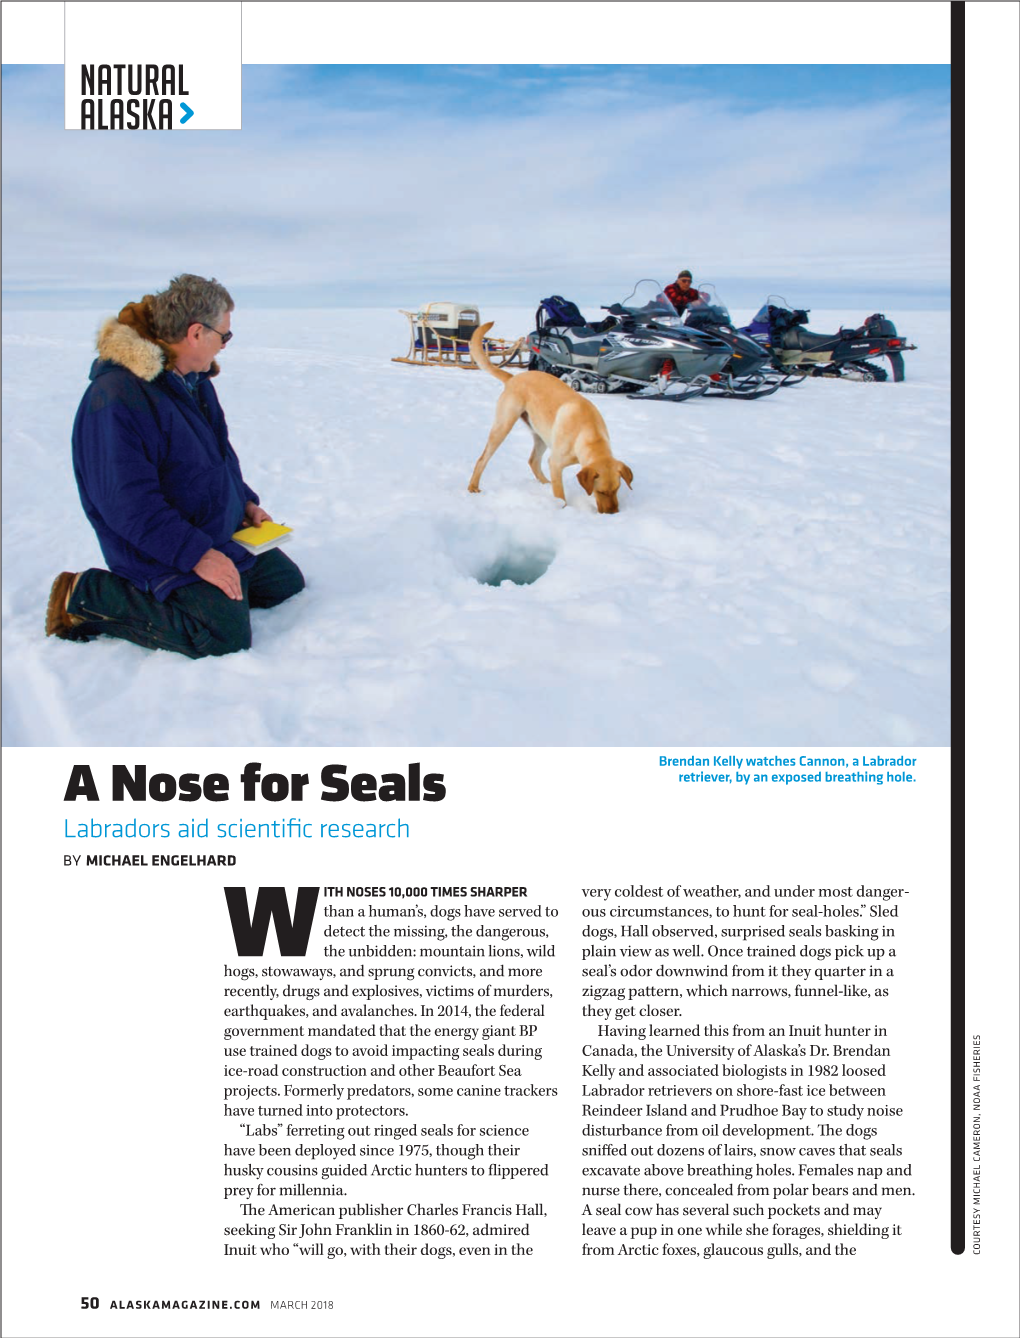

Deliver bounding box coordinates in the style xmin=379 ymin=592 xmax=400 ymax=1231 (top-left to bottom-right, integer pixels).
xmin=780 ymin=327 xmax=840 ymax=352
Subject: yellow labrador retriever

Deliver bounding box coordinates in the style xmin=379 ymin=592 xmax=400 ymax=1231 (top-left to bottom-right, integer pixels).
xmin=467 ymin=323 xmax=633 ymax=513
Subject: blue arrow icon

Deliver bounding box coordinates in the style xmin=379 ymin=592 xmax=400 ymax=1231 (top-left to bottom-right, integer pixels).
xmin=180 ymin=103 xmax=194 ymax=125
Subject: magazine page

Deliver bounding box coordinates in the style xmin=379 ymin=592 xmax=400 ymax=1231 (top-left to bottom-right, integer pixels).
xmin=2 ymin=4 xmax=1015 ymax=1337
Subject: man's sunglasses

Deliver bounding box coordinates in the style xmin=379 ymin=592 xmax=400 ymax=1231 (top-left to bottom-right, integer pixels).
xmin=198 ymin=322 xmax=233 ymax=345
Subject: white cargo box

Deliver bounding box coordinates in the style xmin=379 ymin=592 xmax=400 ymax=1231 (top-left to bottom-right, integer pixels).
xmin=414 ymin=303 xmax=480 ymax=332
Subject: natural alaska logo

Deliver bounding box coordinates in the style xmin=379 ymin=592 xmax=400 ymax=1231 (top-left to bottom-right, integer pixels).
xmin=65 ymin=2 xmax=240 ymax=132
xmin=79 ymin=63 xmax=193 ymax=129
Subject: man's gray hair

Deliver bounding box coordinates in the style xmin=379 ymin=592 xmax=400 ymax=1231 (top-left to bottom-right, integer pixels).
xmin=150 ymin=274 xmax=234 ymax=342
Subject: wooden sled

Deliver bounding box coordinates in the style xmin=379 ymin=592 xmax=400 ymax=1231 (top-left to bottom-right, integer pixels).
xmin=392 ymin=302 xmax=527 ymax=370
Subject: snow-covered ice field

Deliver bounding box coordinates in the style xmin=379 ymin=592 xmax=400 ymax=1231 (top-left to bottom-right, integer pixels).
xmin=1 ymin=306 xmax=950 ymax=747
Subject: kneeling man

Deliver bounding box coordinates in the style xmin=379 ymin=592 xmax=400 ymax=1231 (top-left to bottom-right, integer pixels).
xmin=47 ymin=273 xmax=304 ymax=658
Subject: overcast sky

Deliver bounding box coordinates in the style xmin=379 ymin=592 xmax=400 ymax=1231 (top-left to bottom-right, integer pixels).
xmin=2 ymin=64 xmax=950 ymax=311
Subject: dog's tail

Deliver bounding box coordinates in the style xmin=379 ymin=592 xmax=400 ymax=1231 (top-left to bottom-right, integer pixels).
xmin=470 ymin=321 xmax=514 ymax=385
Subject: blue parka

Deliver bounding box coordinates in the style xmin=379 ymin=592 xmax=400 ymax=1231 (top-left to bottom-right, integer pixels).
xmin=72 ymin=310 xmax=258 ymax=601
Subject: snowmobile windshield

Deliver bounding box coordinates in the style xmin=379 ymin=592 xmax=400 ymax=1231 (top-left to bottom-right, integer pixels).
xmin=685 ymin=284 xmax=733 ymax=327
xmin=615 ymin=280 xmax=684 ymax=328
xmin=753 ymin=294 xmax=794 ymax=323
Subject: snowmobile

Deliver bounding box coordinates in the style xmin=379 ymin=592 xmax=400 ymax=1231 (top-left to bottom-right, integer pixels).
xmin=527 ymin=282 xmax=734 ymax=401
xmin=673 ymin=285 xmax=795 ymax=399
xmin=741 ymin=298 xmax=916 ymax=382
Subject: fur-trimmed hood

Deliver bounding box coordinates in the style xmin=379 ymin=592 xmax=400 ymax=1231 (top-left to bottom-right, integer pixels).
xmin=94 ymin=295 xmax=220 ymax=382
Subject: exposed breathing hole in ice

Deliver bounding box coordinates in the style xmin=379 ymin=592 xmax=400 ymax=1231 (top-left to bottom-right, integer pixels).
xmin=443 ymin=521 xmax=557 ymax=589
xmin=474 ymin=545 xmax=555 ymax=588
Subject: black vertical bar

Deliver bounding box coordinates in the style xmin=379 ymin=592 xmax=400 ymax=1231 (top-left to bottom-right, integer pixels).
xmin=949 ymin=0 xmax=965 ymax=1257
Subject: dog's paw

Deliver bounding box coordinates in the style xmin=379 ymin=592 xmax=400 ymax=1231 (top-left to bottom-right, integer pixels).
xmin=467 ymin=484 xmax=481 ymax=494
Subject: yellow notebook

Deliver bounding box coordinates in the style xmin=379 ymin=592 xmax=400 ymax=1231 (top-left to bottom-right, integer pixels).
xmin=231 ymin=521 xmax=293 ymax=553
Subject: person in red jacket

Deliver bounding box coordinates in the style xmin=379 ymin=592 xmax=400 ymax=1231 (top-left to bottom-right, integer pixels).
xmin=664 ymin=270 xmax=701 ymax=316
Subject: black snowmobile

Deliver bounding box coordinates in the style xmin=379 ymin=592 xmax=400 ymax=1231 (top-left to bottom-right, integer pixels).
xmin=741 ymin=298 xmax=916 ymax=382
xmin=527 ymin=282 xmax=733 ymax=401
xmin=675 ymin=285 xmax=796 ymax=400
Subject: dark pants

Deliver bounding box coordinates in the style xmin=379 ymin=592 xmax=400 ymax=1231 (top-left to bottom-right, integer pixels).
xmin=67 ymin=550 xmax=305 ymax=659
